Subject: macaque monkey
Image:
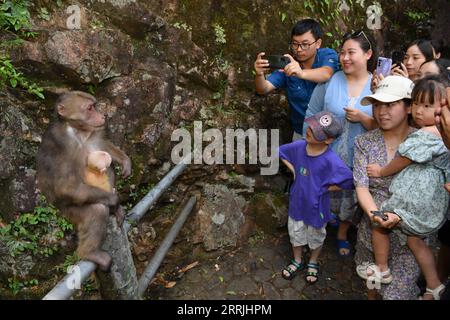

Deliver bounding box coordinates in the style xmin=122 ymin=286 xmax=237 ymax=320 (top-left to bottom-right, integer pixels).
xmin=36 ymin=91 xmax=131 ymax=271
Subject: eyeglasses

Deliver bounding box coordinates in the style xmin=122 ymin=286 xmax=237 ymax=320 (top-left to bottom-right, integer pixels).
xmin=289 ymin=39 xmax=319 ymax=51
xmin=344 ymin=30 xmax=372 ymax=50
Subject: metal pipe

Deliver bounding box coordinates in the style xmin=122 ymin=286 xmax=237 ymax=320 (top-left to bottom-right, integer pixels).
xmin=138 ymin=196 xmax=197 ymax=297
xmin=42 ymin=155 xmax=191 ymax=300
xmin=124 ymin=155 xmax=191 ymax=232
xmin=43 ymin=261 xmax=96 ymax=300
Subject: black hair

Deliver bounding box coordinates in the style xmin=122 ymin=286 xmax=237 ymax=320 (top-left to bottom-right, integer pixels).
xmin=419 ymin=58 xmax=450 ymax=87
xmin=341 ymin=30 xmax=377 ymax=72
xmin=431 ymin=39 xmax=443 ymax=57
xmin=406 ymin=39 xmax=435 ymax=62
xmin=412 ymin=74 xmax=446 ymax=105
xmin=435 ymin=58 xmax=450 ymax=86
xmin=291 ymin=19 xmax=323 ymax=40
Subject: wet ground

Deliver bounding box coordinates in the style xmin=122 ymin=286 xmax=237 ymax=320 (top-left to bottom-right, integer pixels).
xmin=145 ymin=225 xmax=368 ymax=300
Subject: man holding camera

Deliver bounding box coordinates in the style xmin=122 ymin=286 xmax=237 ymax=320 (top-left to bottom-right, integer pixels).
xmin=254 ymin=19 xmax=339 ymax=140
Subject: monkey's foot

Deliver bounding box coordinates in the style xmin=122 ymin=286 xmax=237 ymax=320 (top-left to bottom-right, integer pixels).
xmin=85 ymin=250 xmax=112 ymax=272
xmin=114 ymin=206 xmax=125 ymax=226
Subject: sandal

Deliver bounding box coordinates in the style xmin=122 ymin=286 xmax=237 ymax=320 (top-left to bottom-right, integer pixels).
xmin=337 ymin=239 xmax=351 ymax=257
xmin=305 ymin=262 xmax=319 ymax=284
xmin=356 ymin=262 xmax=393 ymax=284
xmin=281 ymin=259 xmax=304 ymax=280
xmin=421 ymin=284 xmax=445 ymax=300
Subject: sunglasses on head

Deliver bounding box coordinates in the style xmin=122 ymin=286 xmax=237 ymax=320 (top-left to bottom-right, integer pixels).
xmin=343 ymin=30 xmax=372 ymax=50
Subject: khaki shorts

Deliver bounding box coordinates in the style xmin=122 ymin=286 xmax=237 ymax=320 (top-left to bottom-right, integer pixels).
xmin=288 ymin=216 xmax=326 ymax=250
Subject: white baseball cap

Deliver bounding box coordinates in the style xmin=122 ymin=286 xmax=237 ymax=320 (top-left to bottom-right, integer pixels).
xmin=361 ymin=75 xmax=414 ymax=106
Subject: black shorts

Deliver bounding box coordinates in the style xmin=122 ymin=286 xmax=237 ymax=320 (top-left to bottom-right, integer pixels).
xmin=438 ymin=220 xmax=450 ymax=247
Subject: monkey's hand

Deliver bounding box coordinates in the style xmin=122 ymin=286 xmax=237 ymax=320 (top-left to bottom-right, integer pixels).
xmin=121 ymin=157 xmax=132 ymax=179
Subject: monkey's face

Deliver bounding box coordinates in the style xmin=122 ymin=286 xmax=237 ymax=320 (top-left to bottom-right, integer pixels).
xmin=81 ymin=99 xmax=105 ymax=128
xmin=58 ymin=96 xmax=105 ymax=130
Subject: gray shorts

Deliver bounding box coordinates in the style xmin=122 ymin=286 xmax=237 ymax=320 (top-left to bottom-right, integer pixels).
xmin=330 ymin=189 xmax=357 ymax=222
xmin=288 ymin=216 xmax=326 ymax=250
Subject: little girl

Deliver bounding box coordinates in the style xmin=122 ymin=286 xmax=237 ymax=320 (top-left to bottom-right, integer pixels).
xmin=358 ymin=75 xmax=450 ymax=300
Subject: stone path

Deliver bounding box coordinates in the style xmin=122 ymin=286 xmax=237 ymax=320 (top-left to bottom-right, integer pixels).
xmin=145 ymin=226 xmax=368 ymax=300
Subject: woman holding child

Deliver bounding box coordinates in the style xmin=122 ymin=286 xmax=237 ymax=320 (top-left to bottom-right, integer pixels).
xmin=353 ymin=75 xmax=423 ymax=300
xmin=304 ymin=30 xmax=377 ymax=257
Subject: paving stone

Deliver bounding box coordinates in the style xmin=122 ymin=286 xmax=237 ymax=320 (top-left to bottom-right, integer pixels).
xmin=232 ymin=262 xmax=247 ymax=276
xmin=217 ymin=269 xmax=234 ymax=283
xmin=204 ymin=288 xmax=227 ymax=300
xmin=182 ymin=269 xmax=204 ymax=284
xmin=252 ymin=246 xmax=280 ymax=264
xmin=272 ymin=274 xmax=292 ymax=289
xmin=204 ymin=273 xmax=224 ymax=290
xmin=252 ymin=269 xmax=275 ymax=282
xmin=330 ymin=279 xmax=352 ymax=293
xmin=346 ymin=292 xmax=366 ymax=300
xmin=199 ymin=267 xmax=215 ymax=281
xmin=280 ymin=287 xmax=301 ymax=300
xmin=302 ymin=285 xmax=323 ymax=300
xmin=226 ymin=276 xmax=259 ymax=295
xmin=290 ymin=276 xmax=306 ymax=292
xmin=322 ymin=290 xmax=346 ymax=300
xmin=351 ymin=278 xmax=368 ymax=293
xmin=145 ymin=228 xmax=367 ymax=300
xmin=333 ymin=269 xmax=352 ymax=281
xmin=169 ymin=285 xmax=188 ymax=297
xmin=269 ymin=253 xmax=287 ymax=272
xmin=262 ymin=283 xmax=281 ymax=300
xmin=322 ymin=260 xmax=342 ymax=275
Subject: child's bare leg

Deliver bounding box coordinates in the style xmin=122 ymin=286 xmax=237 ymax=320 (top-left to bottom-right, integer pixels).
xmin=306 ymin=245 xmax=322 ymax=283
xmin=372 ymin=226 xmax=390 ymax=273
xmin=292 ymin=245 xmax=303 ymax=264
xmin=407 ymin=236 xmax=442 ymax=300
xmin=309 ymin=245 xmax=322 ymax=263
xmin=282 ymin=245 xmax=303 ymax=278
xmin=337 ymin=221 xmax=351 ymax=255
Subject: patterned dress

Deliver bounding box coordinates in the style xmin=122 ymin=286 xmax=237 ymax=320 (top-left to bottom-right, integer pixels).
xmin=353 ymin=128 xmax=421 ymax=300
xmin=381 ymin=130 xmax=450 ymax=244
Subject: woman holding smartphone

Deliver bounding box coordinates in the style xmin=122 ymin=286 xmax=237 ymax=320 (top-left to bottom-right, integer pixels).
xmin=391 ymin=39 xmax=435 ymax=81
xmin=304 ymin=30 xmax=377 ymax=257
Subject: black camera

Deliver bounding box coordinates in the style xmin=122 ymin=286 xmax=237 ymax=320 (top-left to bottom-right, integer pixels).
xmin=391 ymin=50 xmax=405 ymax=67
xmin=264 ymin=55 xmax=290 ymax=70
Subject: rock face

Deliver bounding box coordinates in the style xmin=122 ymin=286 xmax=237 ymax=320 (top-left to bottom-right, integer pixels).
xmin=192 ymin=184 xmax=246 ymax=251
xmin=0 ymin=96 xmax=41 ymax=220
xmin=43 ymin=30 xmax=133 ymax=84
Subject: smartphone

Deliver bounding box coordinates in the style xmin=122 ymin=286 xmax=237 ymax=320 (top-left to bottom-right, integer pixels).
xmin=370 ymin=210 xmax=388 ymax=221
xmin=265 ymin=55 xmax=290 ymax=70
xmin=391 ymin=50 xmax=405 ymax=67
xmin=376 ymin=57 xmax=392 ymax=77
